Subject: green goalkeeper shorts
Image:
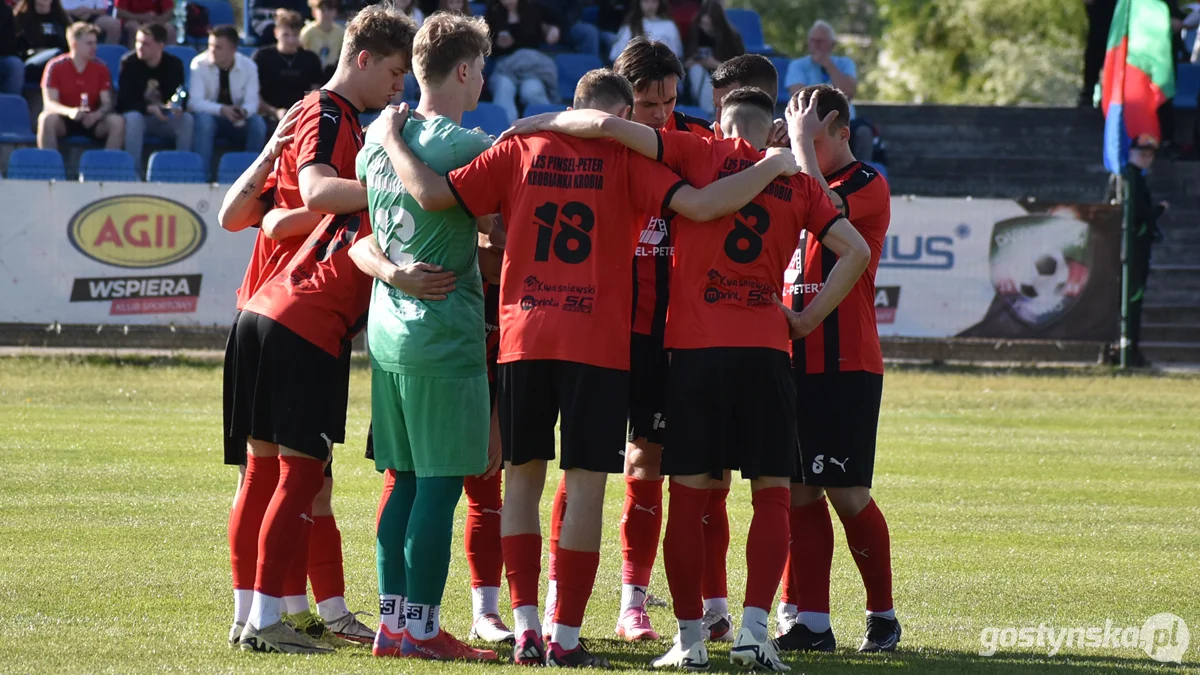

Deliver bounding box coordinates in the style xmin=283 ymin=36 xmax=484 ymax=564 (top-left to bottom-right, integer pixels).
xmin=370 ymin=368 xmax=489 ymax=477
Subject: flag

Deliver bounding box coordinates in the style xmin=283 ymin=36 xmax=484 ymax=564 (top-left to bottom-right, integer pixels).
xmin=1101 ymin=0 xmax=1176 ymax=173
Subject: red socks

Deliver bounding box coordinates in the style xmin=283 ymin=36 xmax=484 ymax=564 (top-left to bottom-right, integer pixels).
xmin=547 ymin=476 xmax=567 ymax=583
xmin=788 ymin=497 xmax=834 ymax=613
xmin=553 ymin=548 xmax=600 ymax=628
xmin=663 ymin=482 xmax=708 ymax=621
xmin=501 ymin=533 xmax=542 ymax=610
xmin=464 ymin=472 xmax=504 ymax=588
xmin=839 ymin=499 xmax=894 ymax=612
xmin=229 ymin=455 xmax=279 ymax=590
xmin=702 ymin=487 xmax=730 ymax=601
xmin=376 ymin=469 xmax=396 ymax=529
xmin=255 ymin=455 xmax=324 ymax=598
xmin=307 ymin=515 xmax=345 ymax=604
xmin=744 ymin=487 xmax=790 ymax=611
xmin=620 ymin=476 xmax=663 ymax=586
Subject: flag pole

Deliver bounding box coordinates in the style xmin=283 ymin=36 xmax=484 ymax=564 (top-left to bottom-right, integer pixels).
xmin=1119 ymin=174 xmax=1131 ymax=369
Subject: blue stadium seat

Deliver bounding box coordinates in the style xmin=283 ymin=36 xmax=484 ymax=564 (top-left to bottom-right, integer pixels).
xmin=468 ymin=2 xmax=484 ymax=16
xmin=1175 ymin=63 xmax=1200 ymax=111
xmin=189 ymin=0 xmax=235 ymax=28
xmin=359 ymin=110 xmax=380 ymax=128
xmin=217 ymin=151 xmax=257 ymax=183
xmin=6 ymin=148 xmax=66 ymax=180
xmin=675 ymin=104 xmax=710 ymax=121
xmin=462 ymin=102 xmax=510 ymax=137
xmin=523 ymin=102 xmax=569 ymax=117
xmin=147 ymin=150 xmax=207 ymax=183
xmin=726 ymin=8 xmax=770 ymax=54
xmin=95 ymin=44 xmax=127 ymax=90
xmin=78 ymin=149 xmax=139 ymax=182
xmin=238 ymin=46 xmax=256 ymax=58
xmin=580 ymin=5 xmax=598 ymax=25
xmin=769 ymin=56 xmax=791 ymax=101
xmin=0 ymin=93 xmax=36 ymax=144
xmin=555 ymin=53 xmax=603 ymax=103
xmin=166 ymin=45 xmax=197 ymax=88
xmin=1185 ymin=29 xmax=1196 ymax=57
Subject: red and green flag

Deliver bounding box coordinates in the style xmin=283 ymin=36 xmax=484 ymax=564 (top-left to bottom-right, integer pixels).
xmin=1101 ymin=0 xmax=1176 ymax=173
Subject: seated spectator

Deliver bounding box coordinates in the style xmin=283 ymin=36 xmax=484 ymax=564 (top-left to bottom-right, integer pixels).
xmin=438 ymin=0 xmax=470 ymax=14
xmin=190 ymin=25 xmax=265 ymax=179
xmin=300 ymin=0 xmax=342 ymax=80
xmin=786 ymin=20 xmax=874 ymax=160
xmin=119 ymin=23 xmax=192 ymax=170
xmin=255 ymin=9 xmax=322 ymax=125
xmin=609 ymin=0 xmax=682 ymax=64
xmin=533 ymin=0 xmax=598 ymax=55
xmin=60 ymin=0 xmax=120 ymax=43
xmin=683 ymin=0 xmax=742 ymax=115
xmin=396 ymin=0 xmax=423 ymax=27
xmin=596 ymin=0 xmax=630 ymax=61
xmin=0 ymin=2 xmax=25 ymax=94
xmin=114 ymin=0 xmax=174 ymax=47
xmin=37 ymin=22 xmax=124 ymax=149
xmin=14 ymin=0 xmax=69 ymax=84
xmin=485 ymin=0 xmax=557 ymax=121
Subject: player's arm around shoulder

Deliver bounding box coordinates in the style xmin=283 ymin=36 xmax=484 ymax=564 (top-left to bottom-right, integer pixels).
xmin=379 ymin=104 xmax=458 ymax=212
xmin=349 ymin=233 xmax=459 ymax=301
xmin=261 ymin=207 xmax=325 ymax=240
xmin=668 ymin=147 xmax=800 ymax=222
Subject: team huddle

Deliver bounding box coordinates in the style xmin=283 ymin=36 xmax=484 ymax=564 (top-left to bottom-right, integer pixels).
xmin=217 ymin=5 xmax=899 ymax=671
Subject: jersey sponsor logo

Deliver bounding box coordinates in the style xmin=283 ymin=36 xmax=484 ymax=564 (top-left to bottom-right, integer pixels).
xmin=783 ymin=281 xmax=824 ymax=297
xmin=69 ymin=273 xmax=202 ymax=316
xmin=636 ymin=217 xmax=672 ymax=258
xmin=68 ymin=195 xmax=206 ymax=268
xmin=875 ymin=286 xmax=900 ymax=324
xmin=520 ymin=294 xmax=560 ymax=310
xmin=829 ymin=456 xmax=849 ymax=472
xmin=704 ymin=269 xmax=772 ymax=306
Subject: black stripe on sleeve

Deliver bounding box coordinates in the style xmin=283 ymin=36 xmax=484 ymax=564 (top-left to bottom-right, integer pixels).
xmin=816 ymin=215 xmax=840 ymax=242
xmin=300 ymin=91 xmax=343 ymax=174
xmin=447 ymin=176 xmax=474 ymax=218
xmin=655 ymin=130 xmax=665 ymax=163
xmin=661 ymin=179 xmax=686 ymax=215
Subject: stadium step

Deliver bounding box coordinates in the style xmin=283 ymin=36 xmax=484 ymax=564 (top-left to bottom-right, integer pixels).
xmin=1140 ymin=341 xmax=1200 ymax=364
xmin=1142 ymin=323 xmax=1200 ymax=343
xmin=1143 ymin=305 xmax=1200 ymax=324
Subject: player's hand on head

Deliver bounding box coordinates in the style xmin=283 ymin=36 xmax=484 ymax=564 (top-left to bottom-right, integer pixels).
xmin=387 ymin=261 xmax=456 ymax=300
xmin=788 ymin=93 xmax=837 ymax=141
xmin=380 ymin=102 xmax=410 ymax=139
xmin=765 ymin=146 xmax=800 ymax=177
xmin=768 ymin=118 xmax=790 ymax=148
xmin=265 ymin=102 xmax=303 ymax=160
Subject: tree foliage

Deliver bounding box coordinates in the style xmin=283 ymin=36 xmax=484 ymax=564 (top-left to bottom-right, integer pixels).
xmin=728 ymin=0 xmax=1089 ymax=105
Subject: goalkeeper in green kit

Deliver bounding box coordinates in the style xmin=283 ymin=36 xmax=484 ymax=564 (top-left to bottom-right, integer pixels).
xmin=347 ymin=12 xmax=500 ymax=662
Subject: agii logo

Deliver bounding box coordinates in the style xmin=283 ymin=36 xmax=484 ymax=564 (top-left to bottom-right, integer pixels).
xmin=68 ymin=195 xmax=206 ymax=268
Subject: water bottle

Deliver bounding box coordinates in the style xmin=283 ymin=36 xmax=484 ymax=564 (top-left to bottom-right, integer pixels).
xmin=168 ymin=86 xmax=188 ymax=112
xmin=79 ymin=93 xmax=90 ymax=113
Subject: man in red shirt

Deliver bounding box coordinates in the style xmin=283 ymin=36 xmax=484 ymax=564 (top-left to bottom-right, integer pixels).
xmin=113 ymin=0 xmax=175 ymax=45
xmin=37 ymin=22 xmax=124 ymax=150
xmin=217 ymin=4 xmax=418 ymax=655
xmin=377 ymin=69 xmax=800 ymax=667
xmin=501 ymin=87 xmax=871 ymax=671
xmin=773 ymin=84 xmax=901 ymax=656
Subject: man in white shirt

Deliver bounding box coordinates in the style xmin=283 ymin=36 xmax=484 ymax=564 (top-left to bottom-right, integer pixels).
xmin=60 ymin=0 xmax=121 ymax=43
xmin=190 ymin=25 xmax=265 ymax=180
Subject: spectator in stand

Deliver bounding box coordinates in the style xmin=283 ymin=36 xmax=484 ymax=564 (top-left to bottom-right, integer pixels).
xmin=14 ymin=0 xmax=69 ymax=85
xmin=396 ymin=0 xmax=424 ymax=26
xmin=113 ymin=0 xmax=174 ymax=47
xmin=300 ymin=0 xmax=342 ymax=80
xmin=596 ymin=0 xmax=630 ymax=61
xmin=786 ymin=20 xmax=875 ymax=160
xmin=60 ymin=0 xmax=120 ymax=43
xmin=119 ymin=23 xmax=192 ymax=171
xmin=439 ymin=0 xmax=470 ymax=14
xmin=667 ymin=0 xmax=700 ymax=42
xmin=37 ymin=22 xmax=124 ymax=149
xmin=190 ymin=25 xmax=265 ymax=179
xmin=0 ymin=2 xmax=25 ymax=94
xmin=533 ymin=0 xmax=599 ymax=55
xmin=1122 ymin=134 xmax=1168 ymax=367
xmin=683 ymin=0 xmax=742 ymax=115
xmin=485 ymin=0 xmax=557 ymax=121
xmin=609 ymin=0 xmax=682 ymax=64
xmin=254 ymin=9 xmax=322 ymax=127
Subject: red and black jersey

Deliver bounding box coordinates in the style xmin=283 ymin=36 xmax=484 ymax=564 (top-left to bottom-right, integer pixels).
xmin=630 ymin=110 xmax=714 ymax=339
xmin=233 ymin=89 xmax=363 ymax=310
xmin=656 ymin=130 xmax=842 ymax=353
xmin=786 ymin=161 xmax=890 ymax=375
xmin=447 ymin=132 xmax=686 ymax=371
xmin=243 ymin=211 xmax=374 ymax=357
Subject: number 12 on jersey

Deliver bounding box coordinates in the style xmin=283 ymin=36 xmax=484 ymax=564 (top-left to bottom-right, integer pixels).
xmin=533 ymin=201 xmax=595 ymax=264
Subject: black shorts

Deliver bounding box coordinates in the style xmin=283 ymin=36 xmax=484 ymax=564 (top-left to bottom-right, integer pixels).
xmin=627 ymin=332 xmax=670 ymax=444
xmin=222 ymin=310 xmax=349 ymax=464
xmin=498 ymin=359 xmax=628 ymax=473
xmin=663 ymin=348 xmax=798 ymax=480
xmin=794 ymin=371 xmax=883 ymax=488
xmin=64 ymin=119 xmax=103 ymax=141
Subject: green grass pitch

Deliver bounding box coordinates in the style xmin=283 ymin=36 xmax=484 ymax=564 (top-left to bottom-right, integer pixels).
xmin=1 ymin=356 xmax=1198 ymax=673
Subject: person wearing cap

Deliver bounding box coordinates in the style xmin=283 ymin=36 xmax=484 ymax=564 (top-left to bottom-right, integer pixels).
xmin=1121 ymin=134 xmax=1168 ymax=367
